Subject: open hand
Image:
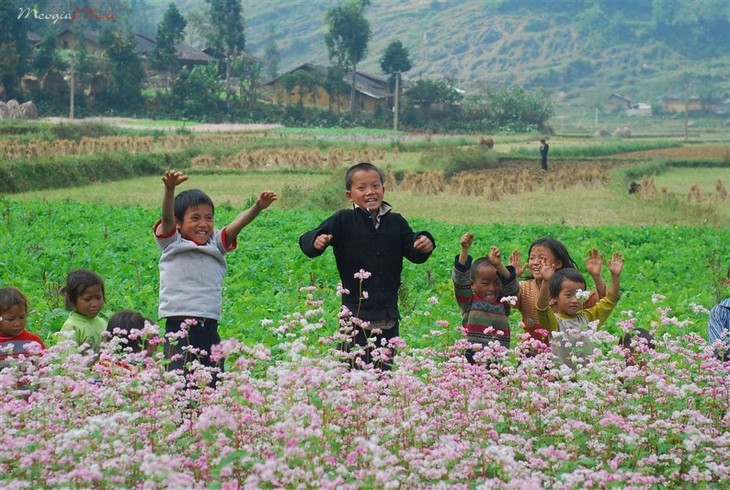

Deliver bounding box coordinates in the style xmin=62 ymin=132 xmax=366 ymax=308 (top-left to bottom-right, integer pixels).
xmin=257 ymin=191 xmax=278 ymax=210
xmin=538 ymin=256 xmax=555 ymax=281
xmin=609 ymin=252 xmax=624 ymax=276
xmin=509 ymin=249 xmax=526 ymax=276
xmin=585 ymin=248 xmax=603 ymax=277
xmin=162 ymin=170 xmax=188 ymax=189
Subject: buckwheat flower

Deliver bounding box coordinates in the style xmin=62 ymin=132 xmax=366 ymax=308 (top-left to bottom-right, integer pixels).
xmin=298 ymin=285 xmax=317 ymax=292
xmin=430 ymin=330 xmax=444 ymax=336
xmin=362 ymin=291 xmax=369 ymax=299
xmin=261 ymin=318 xmax=274 ymax=326
xmin=689 ymin=302 xmax=710 ymax=314
xmin=336 ymin=283 xmax=350 ymax=296
xmin=354 ymin=269 xmax=372 ymax=280
xmin=500 ymin=295 xmax=518 ymax=306
xmin=427 ymin=296 xmax=439 ymax=304
xmin=435 ymin=320 xmax=449 ymax=328
xmin=651 ymin=293 xmax=666 ymax=304
xmin=575 ymin=289 xmax=591 ymax=301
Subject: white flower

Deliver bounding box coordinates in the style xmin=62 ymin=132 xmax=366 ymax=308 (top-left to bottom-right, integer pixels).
xmin=500 ymin=296 xmax=518 ymax=306
xmin=575 ymin=289 xmax=591 ymax=301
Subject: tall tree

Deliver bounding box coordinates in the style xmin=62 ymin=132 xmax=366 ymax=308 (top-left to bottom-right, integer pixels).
xmin=150 ymin=2 xmax=187 ymax=90
xmin=324 ymin=0 xmax=371 ymax=119
xmin=263 ymin=25 xmax=280 ymax=81
xmin=99 ymin=30 xmax=145 ymax=111
xmin=206 ymin=0 xmax=245 ymax=115
xmin=379 ymin=40 xmax=412 ymax=91
xmin=0 ymin=0 xmax=29 ymax=99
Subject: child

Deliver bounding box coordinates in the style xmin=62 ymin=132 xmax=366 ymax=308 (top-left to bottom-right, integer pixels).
xmin=0 ymin=287 xmax=45 ymax=363
xmin=535 ymin=252 xmax=623 ymax=369
xmin=510 ymin=238 xmax=606 ymax=344
xmin=299 ymin=162 xmax=435 ymax=370
xmin=106 ymin=309 xmax=154 ymax=355
xmin=60 ymin=269 xmax=107 ymax=351
xmin=155 ymin=170 xmax=277 ymax=378
xmin=453 ymin=233 xmax=518 ymax=363
xmin=708 ymin=264 xmax=730 ymax=362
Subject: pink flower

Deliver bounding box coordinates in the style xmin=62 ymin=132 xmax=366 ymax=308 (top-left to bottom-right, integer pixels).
xmin=354 ymin=269 xmax=372 ymax=280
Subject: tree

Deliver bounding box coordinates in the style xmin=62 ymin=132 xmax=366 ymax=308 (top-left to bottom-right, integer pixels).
xmin=324 ymin=0 xmax=371 ymax=118
xmin=0 ymin=0 xmax=29 ymax=99
xmin=263 ymin=25 xmax=281 ymax=81
xmin=99 ymin=30 xmax=145 ymax=112
xmin=205 ymin=0 xmax=245 ymax=115
xmin=380 ymin=40 xmax=412 ymax=89
xmin=150 ymin=2 xmax=187 ymax=90
xmin=33 ymin=33 xmax=67 ymax=76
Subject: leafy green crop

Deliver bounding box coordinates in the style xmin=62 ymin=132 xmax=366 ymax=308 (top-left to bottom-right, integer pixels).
xmin=0 ymin=199 xmax=725 ymax=349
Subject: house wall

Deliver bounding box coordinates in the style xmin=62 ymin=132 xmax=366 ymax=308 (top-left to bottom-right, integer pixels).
xmin=661 ymin=99 xmax=703 ymax=113
xmin=56 ymin=32 xmax=102 ymax=54
xmin=269 ymin=80 xmax=386 ymax=114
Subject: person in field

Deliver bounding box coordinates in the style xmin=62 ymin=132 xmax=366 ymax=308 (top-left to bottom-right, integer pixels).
xmin=510 ymin=238 xmax=606 ymax=345
xmin=155 ymin=170 xmax=277 ymax=385
xmin=0 ymin=287 xmax=45 ymax=365
xmin=299 ymin=162 xmax=435 ymax=370
xmin=708 ymin=264 xmax=730 ymax=362
xmin=59 ymin=269 xmax=108 ymax=351
xmin=96 ymin=309 xmax=157 ymax=376
xmin=453 ymin=232 xmax=518 ymax=363
xmin=535 ymin=252 xmax=623 ymax=370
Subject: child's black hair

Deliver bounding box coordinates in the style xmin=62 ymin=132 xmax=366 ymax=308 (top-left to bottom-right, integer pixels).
xmin=345 ymin=162 xmax=385 ymax=190
xmin=173 ymin=189 xmax=215 ymax=223
xmin=0 ymin=286 xmax=28 ymax=315
xmin=528 ymin=237 xmax=579 ymax=271
xmin=470 ymin=258 xmax=497 ymax=282
xmin=107 ymin=309 xmax=150 ymax=353
xmin=549 ymin=268 xmax=586 ymax=298
xmin=62 ymin=269 xmax=105 ymax=311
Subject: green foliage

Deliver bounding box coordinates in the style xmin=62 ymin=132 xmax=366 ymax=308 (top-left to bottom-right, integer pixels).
xmin=98 ymin=30 xmax=145 ymax=112
xmin=510 ymin=140 xmax=681 ymax=158
xmin=205 ymin=0 xmax=246 ymax=56
xmin=0 ymin=151 xmax=191 ymax=194
xmin=149 ymin=2 xmax=187 ymax=73
xmin=379 ymin=40 xmax=412 ymax=90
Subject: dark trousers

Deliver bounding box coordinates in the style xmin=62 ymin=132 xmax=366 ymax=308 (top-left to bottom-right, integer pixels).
xmin=340 ymin=322 xmax=400 ymax=371
xmin=164 ymin=317 xmax=223 ymax=385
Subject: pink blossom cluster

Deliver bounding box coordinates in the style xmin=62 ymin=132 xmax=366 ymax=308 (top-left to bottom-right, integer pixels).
xmin=1 ymin=311 xmax=728 ymax=489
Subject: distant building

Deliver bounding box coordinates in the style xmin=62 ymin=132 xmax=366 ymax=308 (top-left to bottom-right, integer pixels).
xmin=607 ymin=93 xmax=631 ymax=110
xmin=627 ymin=102 xmax=652 ymax=117
xmin=266 ymin=63 xmax=390 ymax=115
xmin=660 ymin=92 xmax=702 ymax=113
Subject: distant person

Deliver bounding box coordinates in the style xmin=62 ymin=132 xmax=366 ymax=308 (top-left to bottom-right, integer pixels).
xmin=535 ymin=252 xmax=623 ymax=370
xmin=708 ymin=265 xmax=730 ymax=362
xmin=59 ymin=269 xmax=107 ymax=351
xmin=299 ymin=162 xmax=435 ymax=370
xmin=539 ymin=138 xmax=549 ymax=171
xmin=453 ymin=233 xmax=518 ymax=363
xmin=510 ymin=238 xmax=607 ymax=345
xmin=106 ymin=309 xmax=154 ymax=355
xmin=155 ymin=170 xmax=277 ymax=384
xmin=0 ymin=287 xmax=46 ymax=364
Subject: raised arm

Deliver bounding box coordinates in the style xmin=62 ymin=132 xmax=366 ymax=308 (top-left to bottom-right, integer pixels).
xmin=606 ymin=252 xmax=623 ymax=298
xmin=159 ymin=170 xmax=188 ymax=236
xmin=458 ymin=232 xmax=474 ymax=266
xmin=487 ymin=245 xmax=511 ymax=279
xmin=535 ymin=258 xmax=555 ymax=311
xmin=224 ymin=191 xmax=277 ymax=248
xmin=585 ymin=248 xmax=607 ymax=298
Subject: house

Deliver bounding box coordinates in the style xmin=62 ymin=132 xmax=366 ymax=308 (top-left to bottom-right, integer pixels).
xmin=54 ymin=29 xmax=215 ymax=66
xmin=607 ymin=93 xmax=631 ymax=110
xmin=266 ymin=63 xmax=391 ymax=114
xmin=660 ymin=92 xmax=702 ymax=113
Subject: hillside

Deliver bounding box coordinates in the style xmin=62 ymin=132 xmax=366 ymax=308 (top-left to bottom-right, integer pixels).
xmin=151 ymin=0 xmax=729 ymax=112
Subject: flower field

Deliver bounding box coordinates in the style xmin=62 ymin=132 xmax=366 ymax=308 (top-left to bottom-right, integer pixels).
xmin=1 ymin=198 xmax=729 ymax=488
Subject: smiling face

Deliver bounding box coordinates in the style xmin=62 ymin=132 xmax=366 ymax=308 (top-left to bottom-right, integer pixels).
xmin=176 ymin=204 xmax=214 ymax=245
xmin=555 ymin=278 xmax=586 ymax=317
xmin=346 ymin=169 xmax=385 ymax=212
xmin=74 ymin=284 xmax=105 ymax=319
xmin=471 ymin=264 xmax=502 ymax=302
xmin=0 ymin=304 xmax=27 ymax=338
xmin=528 ymin=245 xmax=562 ymax=280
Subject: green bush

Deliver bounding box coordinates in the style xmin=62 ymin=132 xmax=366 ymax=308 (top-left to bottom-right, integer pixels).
xmin=422 ymin=147 xmax=501 ymax=179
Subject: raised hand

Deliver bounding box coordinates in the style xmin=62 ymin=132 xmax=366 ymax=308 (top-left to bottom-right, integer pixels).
xmin=487 ymin=245 xmax=503 ymax=267
xmin=256 ymin=191 xmax=278 ymax=210
xmin=539 ymin=256 xmax=555 ymax=282
xmin=585 ymin=248 xmax=603 ymax=277
xmin=609 ymin=252 xmax=624 ymax=276
xmin=460 ymin=232 xmax=474 ymax=250
xmin=509 ymin=249 xmax=526 ymax=277
xmin=162 ymin=170 xmax=188 ymax=189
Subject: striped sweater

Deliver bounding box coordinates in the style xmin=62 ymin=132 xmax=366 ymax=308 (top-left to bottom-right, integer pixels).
xmin=453 ymin=256 xmax=519 ymax=349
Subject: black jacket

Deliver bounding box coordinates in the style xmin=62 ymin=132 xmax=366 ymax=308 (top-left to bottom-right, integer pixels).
xmin=299 ymin=205 xmax=435 ymax=321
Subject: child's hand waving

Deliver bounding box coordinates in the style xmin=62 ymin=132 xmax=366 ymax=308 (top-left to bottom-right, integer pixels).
xmin=256 ymin=191 xmax=278 ymax=210
xmin=585 ymin=248 xmax=603 ymax=277
xmin=487 ymin=246 xmax=503 ymax=267
xmin=539 ymin=257 xmax=555 ymax=281
xmin=162 ymin=170 xmax=188 ymax=189
xmin=609 ymin=252 xmax=624 ymax=276
xmin=509 ymin=250 xmax=526 ymax=277
xmin=460 ymin=232 xmax=474 ymax=250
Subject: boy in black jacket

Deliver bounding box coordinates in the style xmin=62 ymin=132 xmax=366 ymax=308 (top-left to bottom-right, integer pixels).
xmin=299 ymin=162 xmax=435 ymax=369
